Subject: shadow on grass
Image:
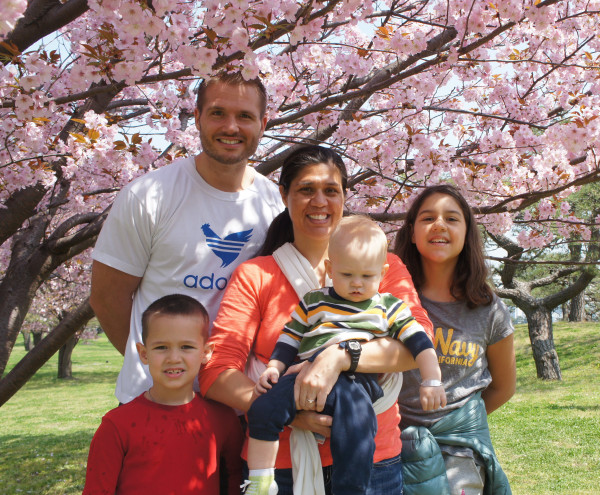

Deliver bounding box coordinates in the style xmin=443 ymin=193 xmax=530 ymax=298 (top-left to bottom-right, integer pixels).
xmin=0 ymin=431 xmax=92 ymax=495
xmin=10 ymin=370 xmax=119 ymax=392
xmin=545 ymin=403 xmax=600 ymax=413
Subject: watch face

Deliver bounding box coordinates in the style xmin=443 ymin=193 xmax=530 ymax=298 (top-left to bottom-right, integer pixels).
xmin=348 ymin=341 xmax=360 ymax=351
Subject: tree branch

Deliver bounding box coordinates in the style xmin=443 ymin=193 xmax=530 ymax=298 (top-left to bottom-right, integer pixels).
xmin=0 ymin=298 xmax=94 ymax=405
xmin=1 ymin=0 xmax=89 ymax=60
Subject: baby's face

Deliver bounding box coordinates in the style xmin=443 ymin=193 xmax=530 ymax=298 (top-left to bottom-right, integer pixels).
xmin=326 ymin=249 xmax=387 ymax=303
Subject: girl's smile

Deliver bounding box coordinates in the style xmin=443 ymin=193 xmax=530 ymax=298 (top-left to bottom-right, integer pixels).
xmin=412 ymin=192 xmax=467 ymax=268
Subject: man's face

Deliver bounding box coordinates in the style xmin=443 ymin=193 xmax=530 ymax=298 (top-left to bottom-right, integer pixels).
xmin=195 ymin=82 xmax=267 ymax=167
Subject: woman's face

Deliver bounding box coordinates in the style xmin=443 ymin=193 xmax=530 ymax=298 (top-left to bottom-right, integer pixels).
xmin=411 ymin=192 xmax=467 ymax=267
xmin=281 ymin=162 xmax=345 ymax=246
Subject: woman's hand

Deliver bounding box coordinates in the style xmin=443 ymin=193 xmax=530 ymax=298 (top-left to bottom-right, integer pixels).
xmin=290 ymin=410 xmax=333 ymax=438
xmin=288 ymin=346 xmax=350 ymax=412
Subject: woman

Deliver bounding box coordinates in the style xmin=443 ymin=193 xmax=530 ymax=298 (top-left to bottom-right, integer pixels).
xmin=199 ymin=145 xmax=432 ymax=494
xmin=394 ymin=184 xmax=516 ymax=495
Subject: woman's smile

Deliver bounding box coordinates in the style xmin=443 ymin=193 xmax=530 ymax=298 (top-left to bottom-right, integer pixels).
xmin=281 ymin=162 xmax=345 ymax=245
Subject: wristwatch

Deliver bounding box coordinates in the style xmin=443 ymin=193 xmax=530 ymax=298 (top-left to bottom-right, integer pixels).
xmin=339 ymin=340 xmax=361 ymax=374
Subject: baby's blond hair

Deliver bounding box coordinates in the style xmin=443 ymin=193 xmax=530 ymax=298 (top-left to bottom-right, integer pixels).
xmin=329 ymin=215 xmax=388 ymax=264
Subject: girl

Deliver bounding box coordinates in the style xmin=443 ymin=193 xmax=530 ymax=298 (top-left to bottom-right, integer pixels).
xmin=394 ymin=184 xmax=516 ymax=495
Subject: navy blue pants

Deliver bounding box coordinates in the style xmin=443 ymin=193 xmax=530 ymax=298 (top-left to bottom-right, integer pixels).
xmin=247 ymin=372 xmax=384 ymax=495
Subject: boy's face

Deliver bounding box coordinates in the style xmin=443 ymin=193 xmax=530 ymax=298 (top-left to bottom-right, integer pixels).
xmin=325 ymin=247 xmax=388 ymax=303
xmin=136 ymin=314 xmax=212 ymax=397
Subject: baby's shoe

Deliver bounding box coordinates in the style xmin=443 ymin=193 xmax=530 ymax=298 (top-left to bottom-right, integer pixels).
xmin=240 ymin=474 xmax=278 ymax=495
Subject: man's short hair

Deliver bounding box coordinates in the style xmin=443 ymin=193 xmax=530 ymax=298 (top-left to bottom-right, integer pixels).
xmin=141 ymin=294 xmax=209 ymax=343
xmin=196 ymin=71 xmax=268 ymax=117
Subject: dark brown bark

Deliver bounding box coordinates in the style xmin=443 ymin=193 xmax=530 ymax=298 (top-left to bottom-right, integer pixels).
xmin=523 ymin=306 xmax=562 ymax=380
xmin=22 ymin=330 xmax=32 ymax=351
xmin=57 ymin=332 xmax=78 ymax=379
xmin=32 ymin=332 xmax=43 ymax=347
xmin=0 ymin=299 xmax=93 ymax=406
xmin=0 ymin=0 xmax=89 ymax=61
xmin=568 ymin=291 xmax=586 ymax=322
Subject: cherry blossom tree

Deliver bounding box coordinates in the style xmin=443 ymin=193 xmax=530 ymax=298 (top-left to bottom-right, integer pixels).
xmin=2 ymin=0 xmax=600 ymax=403
xmin=490 ymin=230 xmax=599 ymax=380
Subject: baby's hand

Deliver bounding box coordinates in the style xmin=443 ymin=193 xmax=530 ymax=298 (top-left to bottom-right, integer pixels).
xmin=255 ymin=367 xmax=280 ymax=395
xmin=419 ymin=380 xmax=447 ymax=411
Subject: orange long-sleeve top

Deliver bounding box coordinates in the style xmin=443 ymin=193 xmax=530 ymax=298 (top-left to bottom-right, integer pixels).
xmin=199 ymin=252 xmax=432 ymax=469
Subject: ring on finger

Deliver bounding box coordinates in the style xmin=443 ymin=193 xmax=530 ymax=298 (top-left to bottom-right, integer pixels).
xmin=307 ymin=398 xmax=316 ymax=403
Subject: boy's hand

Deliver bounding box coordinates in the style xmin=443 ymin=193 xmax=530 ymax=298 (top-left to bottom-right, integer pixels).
xmin=419 ymin=382 xmax=447 ymax=411
xmin=255 ymin=367 xmax=280 ymax=395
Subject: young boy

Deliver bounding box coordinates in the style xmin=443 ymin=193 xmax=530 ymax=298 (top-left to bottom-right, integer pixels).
xmin=83 ymin=294 xmax=243 ymax=495
xmin=244 ymin=216 xmax=446 ymax=495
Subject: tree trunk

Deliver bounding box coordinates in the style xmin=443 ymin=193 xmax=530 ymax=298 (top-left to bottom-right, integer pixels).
xmin=525 ymin=306 xmax=562 ymax=380
xmin=22 ymin=330 xmax=33 ymax=351
xmin=57 ymin=333 xmax=78 ymax=379
xmin=568 ymin=291 xmax=586 ymax=322
xmin=561 ymin=303 xmax=569 ymax=321
xmin=0 ymin=299 xmax=93 ymax=406
xmin=32 ymin=332 xmax=43 ymax=347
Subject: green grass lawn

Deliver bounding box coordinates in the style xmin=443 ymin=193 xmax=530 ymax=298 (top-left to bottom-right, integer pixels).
xmin=1 ymin=323 xmax=599 ymax=494
xmin=0 ymin=334 xmax=122 ymax=495
xmin=489 ymin=322 xmax=600 ymax=495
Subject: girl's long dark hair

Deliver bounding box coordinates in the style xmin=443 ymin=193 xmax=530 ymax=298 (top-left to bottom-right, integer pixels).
xmin=259 ymin=145 xmax=348 ymax=256
xmin=393 ymin=184 xmax=493 ymax=308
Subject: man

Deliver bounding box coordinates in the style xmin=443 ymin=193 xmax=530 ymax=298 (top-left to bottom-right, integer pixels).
xmin=90 ymin=72 xmax=284 ymax=404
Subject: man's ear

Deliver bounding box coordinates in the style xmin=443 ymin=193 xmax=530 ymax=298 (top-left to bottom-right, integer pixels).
xmin=202 ymin=342 xmax=215 ymax=365
xmin=260 ymin=114 xmax=268 ymax=136
xmin=194 ymin=107 xmax=201 ymax=131
xmin=136 ymin=342 xmax=148 ymax=365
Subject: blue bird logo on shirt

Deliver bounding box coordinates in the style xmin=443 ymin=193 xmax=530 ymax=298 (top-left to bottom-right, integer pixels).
xmin=201 ymin=223 xmax=253 ymax=267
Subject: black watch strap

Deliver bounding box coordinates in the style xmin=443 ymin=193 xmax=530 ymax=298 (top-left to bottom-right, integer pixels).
xmin=340 ymin=339 xmax=361 ymax=374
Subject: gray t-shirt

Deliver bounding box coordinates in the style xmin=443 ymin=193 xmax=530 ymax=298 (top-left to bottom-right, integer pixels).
xmin=399 ymin=294 xmax=514 ymax=428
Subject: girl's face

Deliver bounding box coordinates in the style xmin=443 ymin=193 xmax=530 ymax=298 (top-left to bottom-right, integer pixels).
xmin=411 ymin=192 xmax=467 ymax=267
xmin=281 ymin=162 xmax=345 ymax=246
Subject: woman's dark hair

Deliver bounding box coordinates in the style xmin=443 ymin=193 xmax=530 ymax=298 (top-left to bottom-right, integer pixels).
xmin=259 ymin=145 xmax=348 ymax=256
xmin=393 ymin=184 xmax=493 ymax=308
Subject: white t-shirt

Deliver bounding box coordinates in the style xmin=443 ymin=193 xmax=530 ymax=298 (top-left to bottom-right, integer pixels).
xmin=93 ymin=157 xmax=284 ymax=403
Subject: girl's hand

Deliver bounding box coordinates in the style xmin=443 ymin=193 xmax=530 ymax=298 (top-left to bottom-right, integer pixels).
xmin=290 ymin=410 xmax=333 ymax=438
xmin=290 ymin=346 xmax=350 ymax=412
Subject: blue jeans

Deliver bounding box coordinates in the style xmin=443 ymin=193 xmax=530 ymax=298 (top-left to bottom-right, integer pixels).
xmin=367 ymin=453 xmax=404 ymax=494
xmin=250 ymin=454 xmax=403 ymax=495
xmin=248 ymin=372 xmax=384 ymax=494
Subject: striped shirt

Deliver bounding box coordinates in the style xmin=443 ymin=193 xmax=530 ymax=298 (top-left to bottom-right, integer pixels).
xmin=271 ymin=287 xmax=432 ymax=365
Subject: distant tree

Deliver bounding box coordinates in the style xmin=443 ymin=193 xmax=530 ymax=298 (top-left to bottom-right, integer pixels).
xmin=490 ymin=230 xmax=599 ymax=380
xmin=568 ymin=291 xmax=586 ymax=322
